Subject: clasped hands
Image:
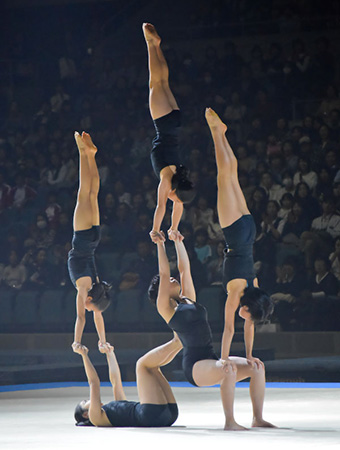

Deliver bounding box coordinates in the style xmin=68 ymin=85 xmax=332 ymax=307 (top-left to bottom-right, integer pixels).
xmin=72 ymin=341 xmax=114 ymax=355
xmin=149 ymin=228 xmax=184 ymax=243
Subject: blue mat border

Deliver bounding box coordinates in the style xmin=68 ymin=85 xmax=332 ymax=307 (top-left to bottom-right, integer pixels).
xmin=1 ymin=381 xmax=340 ymax=392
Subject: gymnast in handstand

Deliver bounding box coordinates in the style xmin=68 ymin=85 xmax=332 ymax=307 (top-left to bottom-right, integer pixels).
xmin=143 ymin=22 xmax=195 ymax=244
xmin=205 ymin=107 xmax=274 ymax=368
xmin=67 ymin=131 xmax=111 ymax=354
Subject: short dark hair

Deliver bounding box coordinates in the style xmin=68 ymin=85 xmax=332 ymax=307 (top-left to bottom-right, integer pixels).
xmin=172 ymin=166 xmax=196 ymax=204
xmin=240 ymin=287 xmax=274 ymax=324
xmin=88 ymin=281 xmax=112 ymax=312
xmin=74 ymin=402 xmax=93 ymax=427
xmin=148 ymin=274 xmax=160 ymax=307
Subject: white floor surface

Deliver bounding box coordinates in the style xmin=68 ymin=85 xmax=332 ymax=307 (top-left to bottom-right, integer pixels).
xmin=1 ymin=385 xmax=339 ymax=449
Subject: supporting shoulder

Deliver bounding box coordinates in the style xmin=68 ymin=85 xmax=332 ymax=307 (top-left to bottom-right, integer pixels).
xmin=157 ymin=274 xmax=176 ymax=323
xmin=88 ymin=384 xmax=111 ymax=427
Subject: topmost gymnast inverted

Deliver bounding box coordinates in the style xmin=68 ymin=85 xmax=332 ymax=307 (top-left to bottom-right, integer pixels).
xmin=205 ymin=108 xmax=274 ymax=368
xmin=143 ymin=23 xmax=195 ymax=244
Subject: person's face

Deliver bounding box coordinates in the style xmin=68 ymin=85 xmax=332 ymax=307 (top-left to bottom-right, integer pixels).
xmin=170 ymin=278 xmax=181 ymax=299
xmin=105 ymin=194 xmax=115 ymax=208
xmin=37 ymin=250 xmax=46 ymax=264
xmin=325 ymin=151 xmax=336 ymax=167
xmin=314 ymin=260 xmax=326 ymax=274
xmin=292 ymin=203 xmax=302 ymax=215
xmin=84 ymin=297 xmax=99 ymax=312
xmin=299 ymin=159 xmax=309 ymax=173
xmin=266 ymin=202 xmax=278 ymax=216
xmin=322 ymin=201 xmax=334 ymax=215
xmin=253 ymin=189 xmax=264 ymax=202
xmin=297 ymin=184 xmax=308 ymax=198
xmin=283 ymin=142 xmax=293 ymax=155
xmin=238 ymin=305 xmax=252 ymax=321
xmin=282 ymin=197 xmax=293 ymax=209
xmin=261 ymin=173 xmax=272 ymax=188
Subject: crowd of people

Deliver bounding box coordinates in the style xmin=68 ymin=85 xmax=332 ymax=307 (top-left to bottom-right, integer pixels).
xmin=0 ymin=4 xmax=339 ymax=333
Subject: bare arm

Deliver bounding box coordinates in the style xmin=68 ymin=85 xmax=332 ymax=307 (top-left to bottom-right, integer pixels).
xmin=170 ymin=201 xmax=183 ymax=233
xmin=220 ymin=290 xmax=240 ymax=359
xmin=156 ymin=241 xmax=175 ymax=322
xmin=174 ymin=239 xmax=196 ymax=301
xmin=104 ymin=345 xmax=127 ymax=401
xmin=152 ymin=177 xmax=172 ymax=235
xmin=93 ymin=311 xmax=107 ymax=346
xmin=244 ymin=319 xmax=254 ymax=359
xmin=75 ymin=346 xmax=111 ymax=427
xmin=73 ymin=288 xmax=87 ymax=346
xmin=244 ymin=319 xmax=264 ymax=368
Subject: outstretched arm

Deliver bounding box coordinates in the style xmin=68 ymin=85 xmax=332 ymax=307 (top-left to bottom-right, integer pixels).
xmin=168 ymin=201 xmax=184 ymax=240
xmin=173 ymin=237 xmax=196 ymax=301
xmin=151 ymin=177 xmax=171 ymax=242
xmin=73 ymin=287 xmax=87 ymax=349
xmin=156 ymin=238 xmax=175 ymax=322
xmin=102 ymin=344 xmax=127 ymax=401
xmin=221 ymin=290 xmax=240 ymax=360
xmin=74 ymin=345 xmax=111 ymax=427
xmin=93 ymin=311 xmax=108 ymax=351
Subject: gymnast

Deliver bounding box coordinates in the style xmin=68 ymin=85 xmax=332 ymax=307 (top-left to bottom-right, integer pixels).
xmin=148 ymin=232 xmax=275 ymax=430
xmin=205 ymin=107 xmax=274 ymax=368
xmin=143 ymin=22 xmax=195 ymax=244
xmin=67 ymin=131 xmax=111 ymax=354
xmin=73 ymin=337 xmax=180 ymax=427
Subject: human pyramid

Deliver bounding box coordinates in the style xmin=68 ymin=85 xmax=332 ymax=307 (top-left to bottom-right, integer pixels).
xmin=69 ymin=23 xmax=275 ymax=430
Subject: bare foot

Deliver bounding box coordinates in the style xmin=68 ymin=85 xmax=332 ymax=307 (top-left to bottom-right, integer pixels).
xmin=205 ymin=107 xmax=227 ymax=134
xmin=252 ymin=418 xmax=277 ymax=428
xmin=82 ymin=131 xmax=97 ymax=157
xmin=74 ymin=131 xmax=86 ymax=154
xmin=142 ymin=22 xmax=161 ymax=45
xmin=224 ymin=421 xmax=248 ymax=431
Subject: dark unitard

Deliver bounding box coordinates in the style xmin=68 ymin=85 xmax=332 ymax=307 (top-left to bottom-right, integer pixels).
xmin=222 ymin=214 xmax=256 ymax=291
xmin=150 ymin=109 xmax=181 ymax=179
xmin=102 ymin=400 xmax=178 ymax=427
xmin=168 ymin=301 xmax=218 ymax=386
xmin=67 ymin=226 xmax=100 ymax=288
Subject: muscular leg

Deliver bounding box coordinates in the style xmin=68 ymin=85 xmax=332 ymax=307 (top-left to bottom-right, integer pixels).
xmin=83 ymin=133 xmax=100 ymax=227
xmin=73 ymin=132 xmax=93 ymax=231
xmin=136 ymin=336 xmax=182 ymax=405
xmin=143 ymin=23 xmax=179 ymax=120
xmin=230 ymin=356 xmax=275 ymax=428
xmin=192 ymin=359 xmax=246 ymax=430
xmin=205 ymin=108 xmax=249 ymax=228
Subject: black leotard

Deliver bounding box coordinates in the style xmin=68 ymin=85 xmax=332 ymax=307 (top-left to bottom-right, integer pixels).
xmin=222 ymin=215 xmax=256 ymax=292
xmin=150 ymin=109 xmax=181 ymax=179
xmin=168 ymin=301 xmax=218 ymax=386
xmin=102 ymin=400 xmax=178 ymax=427
xmin=67 ymin=226 xmax=100 ymax=288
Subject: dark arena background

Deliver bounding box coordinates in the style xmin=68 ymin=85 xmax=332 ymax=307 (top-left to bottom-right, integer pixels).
xmin=0 ymin=1 xmax=339 ymax=448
